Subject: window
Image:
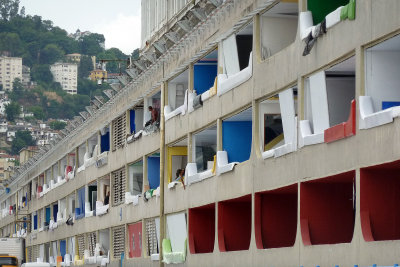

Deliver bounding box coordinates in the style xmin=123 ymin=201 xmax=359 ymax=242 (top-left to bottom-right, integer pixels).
xmin=112 ymin=167 xmax=126 ymax=206
xmin=112 ymin=113 xmax=126 ymax=150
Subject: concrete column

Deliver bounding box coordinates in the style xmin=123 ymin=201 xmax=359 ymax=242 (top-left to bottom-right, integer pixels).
xmin=142 ymin=155 xmax=149 ymax=192
xmin=218 ymin=41 xmax=224 ymax=75
xmin=252 ymin=99 xmax=261 ymax=158
xmin=189 ymin=63 xmax=194 ymax=93
xmin=217 ymin=118 xmax=222 ymax=151
xmin=159 ymin=81 xmax=166 ymax=267
xmin=187 ymin=132 xmax=193 ymax=162
xmin=253 ymin=14 xmax=261 ymax=63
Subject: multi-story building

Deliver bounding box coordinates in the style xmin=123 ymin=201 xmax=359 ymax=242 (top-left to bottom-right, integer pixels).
xmin=89 ymin=69 xmax=107 ymax=82
xmin=50 ymin=63 xmax=78 ymax=94
xmin=1 ymin=0 xmax=400 ymax=266
xmin=19 ymin=146 xmax=38 ymax=165
xmin=0 ymin=56 xmax=22 ymax=91
xmin=21 ymin=65 xmax=31 ymax=87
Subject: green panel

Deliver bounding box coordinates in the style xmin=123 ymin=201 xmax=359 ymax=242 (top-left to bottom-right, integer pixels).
xmin=308 ymin=0 xmax=349 ymax=24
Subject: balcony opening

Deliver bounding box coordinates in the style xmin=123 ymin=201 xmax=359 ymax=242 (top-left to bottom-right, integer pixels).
xmin=58 ymin=197 xmax=66 ymax=223
xmin=67 ymin=236 xmax=75 ymax=263
xmin=220 ymin=108 xmax=252 ymax=174
xmin=44 ymin=243 xmax=50 ymax=263
xmin=60 ymin=239 xmax=66 ymax=261
xmin=260 ymin=2 xmax=298 ymax=60
xmin=88 ymin=133 xmax=98 ymax=158
xmin=128 ymin=160 xmax=143 ymax=196
xmin=192 ymin=48 xmax=218 ymax=107
xmin=68 ymin=193 xmax=75 ymax=220
xmin=360 ymin=160 xmax=400 ymax=241
xmin=260 ymin=87 xmax=297 ymax=159
xmin=362 ymin=34 xmax=400 ymax=129
xmin=163 ymin=212 xmax=187 ymax=264
xmin=52 ymin=163 xmax=58 ymax=183
xmin=100 ymin=125 xmax=110 ymax=153
xmin=45 ymin=205 xmax=51 ymax=227
xmin=300 ymin=171 xmax=355 ymax=245
xmin=301 ymin=57 xmax=355 ymax=146
xmin=75 ymin=186 xmax=85 ymax=220
xmin=218 ymin=195 xmax=252 ymax=252
xmin=189 ymin=204 xmax=215 ymax=254
xmin=255 ymin=184 xmax=298 ymax=249
xmin=146 ymin=152 xmax=160 ymax=192
xmin=144 ymin=90 xmax=161 ymax=132
xmin=52 ymin=202 xmax=58 ymax=223
xmin=86 ymin=181 xmax=97 ymax=217
xmin=60 ymin=156 xmax=68 ymax=179
xmin=167 ymin=138 xmax=187 ymax=188
xmin=45 ymin=168 xmax=52 ymax=189
xmin=77 ymin=142 xmax=85 ymax=170
xmin=127 ymin=103 xmax=145 ymax=143
xmin=307 ymin=0 xmax=349 ymax=24
xmin=99 ymin=228 xmax=110 ymax=256
xmin=186 ymin=125 xmax=217 ymax=185
xmin=165 ymin=69 xmax=189 ymax=121
xmin=218 ymin=22 xmax=253 ymax=96
xmin=67 ymin=151 xmax=76 ymax=169
xmin=96 ymin=176 xmax=110 ymax=216
xmin=128 ymin=222 xmax=142 ymax=258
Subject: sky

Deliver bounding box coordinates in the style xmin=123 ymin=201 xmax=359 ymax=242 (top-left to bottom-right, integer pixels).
xmin=19 ymin=0 xmax=141 ymax=55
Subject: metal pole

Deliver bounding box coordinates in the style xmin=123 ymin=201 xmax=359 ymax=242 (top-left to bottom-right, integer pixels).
xmin=159 ymin=82 xmax=166 ymax=267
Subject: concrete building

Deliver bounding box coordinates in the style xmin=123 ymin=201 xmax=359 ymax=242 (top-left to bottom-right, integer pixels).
xmin=21 ymin=65 xmax=31 ymax=87
xmin=0 ymin=154 xmax=16 ymax=182
xmin=2 ymin=0 xmax=400 ymax=266
xmin=0 ymin=56 xmax=22 ymax=91
xmin=89 ymin=69 xmax=107 ymax=82
xmin=19 ymin=146 xmax=38 ymax=165
xmin=65 ymin=53 xmax=82 ymax=63
xmin=50 ymin=63 xmax=78 ymax=94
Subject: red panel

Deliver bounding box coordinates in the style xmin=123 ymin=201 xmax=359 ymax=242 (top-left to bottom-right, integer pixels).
xmin=188 ymin=204 xmax=215 ymax=254
xmin=128 ymin=222 xmax=142 ymax=258
xmin=218 ymin=195 xmax=251 ymax=252
xmin=324 ymin=100 xmax=356 ymax=143
xmin=300 ymin=171 xmax=355 ymax=245
xmin=361 ymin=160 xmax=400 ymax=241
xmin=255 ymin=185 xmax=297 ymax=249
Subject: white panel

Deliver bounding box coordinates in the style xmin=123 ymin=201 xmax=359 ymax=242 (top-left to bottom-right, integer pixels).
xmin=166 ymin=212 xmax=187 ymax=252
xmin=279 ymin=88 xmax=295 ymax=144
xmin=222 ymin=35 xmax=240 ymax=76
xmin=52 ymin=242 xmax=57 ymax=257
xmin=309 ymin=71 xmax=329 ymax=134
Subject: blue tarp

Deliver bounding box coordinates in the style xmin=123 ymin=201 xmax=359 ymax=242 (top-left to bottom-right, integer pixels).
xmin=76 ymin=187 xmax=85 ymax=220
xmin=60 ymin=240 xmax=66 ymax=260
xmin=148 ymin=156 xmax=160 ymax=189
xmin=53 ymin=204 xmax=58 ymax=222
xmin=194 ymin=63 xmax=218 ymax=95
xmin=130 ymin=109 xmax=136 ymax=133
xmin=34 ymin=214 xmax=37 ymax=230
xmin=101 ymin=131 xmax=110 ymax=153
xmin=222 ymin=121 xmax=252 ymax=163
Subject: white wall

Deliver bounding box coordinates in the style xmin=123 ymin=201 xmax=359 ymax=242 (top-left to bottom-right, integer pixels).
xmin=365 ymin=51 xmax=400 ymax=111
xmin=259 ymin=101 xmax=281 ymax=150
xmin=326 ymin=77 xmax=355 ymax=126
xmin=99 ymin=230 xmax=110 ymax=252
xmin=261 ymin=16 xmax=297 ymax=59
xmin=128 ymin=163 xmax=143 ymax=195
xmin=135 ymin=108 xmax=144 ymax=132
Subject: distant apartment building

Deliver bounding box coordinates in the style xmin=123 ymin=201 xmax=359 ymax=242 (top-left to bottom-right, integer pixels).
xmin=19 ymin=146 xmax=38 ymax=165
xmin=0 ymin=154 xmax=16 ymax=182
xmin=0 ymin=56 xmax=22 ymax=91
xmin=50 ymin=63 xmax=78 ymax=94
xmin=65 ymin=53 xmax=82 ymax=63
xmin=21 ymin=65 xmax=31 ymax=87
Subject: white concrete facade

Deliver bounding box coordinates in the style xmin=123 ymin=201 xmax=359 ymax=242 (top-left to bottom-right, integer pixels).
xmin=0 ymin=56 xmax=22 ymax=91
xmin=50 ymin=63 xmax=78 ymax=94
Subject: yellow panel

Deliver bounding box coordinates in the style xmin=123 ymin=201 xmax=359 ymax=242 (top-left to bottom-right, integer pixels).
xmin=167 ymin=146 xmax=187 ymax=183
xmin=281 ymin=0 xmax=298 ymax=3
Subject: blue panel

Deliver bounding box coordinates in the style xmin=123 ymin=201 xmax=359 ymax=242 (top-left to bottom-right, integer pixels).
xmin=60 ymin=240 xmax=66 ymax=260
xmin=130 ymin=110 xmax=136 ymax=133
xmin=53 ymin=204 xmax=58 ymax=222
xmin=45 ymin=207 xmax=51 ymax=223
xmin=222 ymin=121 xmax=252 ymax=163
xmin=382 ymin=101 xmax=400 ymax=110
xmin=147 ymin=156 xmax=160 ymax=189
xmin=76 ymin=187 xmax=85 ymax=220
xmin=194 ymin=64 xmax=218 ymax=95
xmin=101 ymin=132 xmax=110 ymax=153
xmin=34 ymin=215 xmax=37 ymax=230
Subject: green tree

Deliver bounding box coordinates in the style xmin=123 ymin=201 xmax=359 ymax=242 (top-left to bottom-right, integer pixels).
xmin=79 ymin=33 xmax=105 ymax=55
xmin=9 ymin=77 xmax=24 ymax=101
xmin=40 ymin=44 xmax=64 ymax=64
xmin=78 ymin=55 xmax=93 ymax=79
xmin=4 ymin=101 xmax=20 ymax=121
xmin=97 ymin=48 xmax=127 ymax=73
xmin=0 ymin=0 xmax=19 ymax=21
xmin=31 ymin=64 xmax=53 ymax=83
xmin=0 ymin=32 xmax=24 ymax=56
xmin=28 ymin=105 xmax=45 ymax=120
xmin=49 ymin=120 xmax=66 ymax=130
xmin=10 ymin=130 xmax=35 ymax=155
